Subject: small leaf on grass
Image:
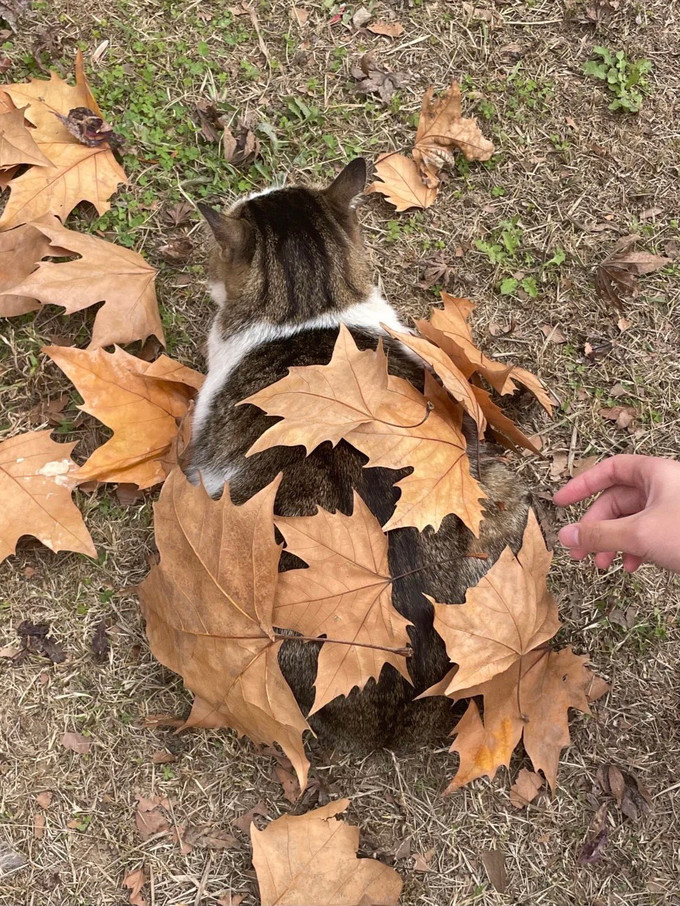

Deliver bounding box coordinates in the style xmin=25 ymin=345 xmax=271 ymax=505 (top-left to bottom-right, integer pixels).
xmin=596 ymin=764 xmax=652 ymax=821
xmin=480 ymin=847 xmax=507 ymax=893
xmin=509 ymin=769 xmax=543 ymax=808
xmin=595 ymin=235 xmax=670 ymax=310
xmin=35 ymin=791 xmax=53 ymax=809
xmin=367 ymin=21 xmax=405 ymax=37
xmin=599 ymin=405 xmax=636 ymax=430
xmin=367 ymin=152 xmax=438 ymax=211
xmin=578 ymin=829 xmax=608 ymax=865
xmin=351 ymin=53 xmax=408 ymax=105
xmin=135 ymin=795 xmax=172 ymax=841
xmin=122 ymin=866 xmax=147 ymax=906
xmin=251 ymin=799 xmax=403 ymax=906
xmin=233 ymin=801 xmax=269 ymax=835
xmin=61 ymin=731 xmax=92 ymax=754
xmin=91 ymin=620 xmax=109 ymax=662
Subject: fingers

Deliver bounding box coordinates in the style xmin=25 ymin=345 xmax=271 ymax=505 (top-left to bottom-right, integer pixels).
xmin=622 ymin=553 xmax=644 ymax=572
xmin=558 ymin=513 xmax=646 ymax=559
xmin=553 ymin=454 xmax=650 ymax=507
xmin=565 ymin=486 xmax=644 ymax=560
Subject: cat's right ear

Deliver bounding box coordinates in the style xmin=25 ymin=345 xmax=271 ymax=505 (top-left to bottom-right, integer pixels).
xmin=197 ymin=203 xmax=254 ymax=261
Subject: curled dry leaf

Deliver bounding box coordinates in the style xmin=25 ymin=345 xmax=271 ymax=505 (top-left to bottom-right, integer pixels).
xmin=274 ymin=492 xmax=412 ymax=715
xmin=412 ymin=80 xmax=494 ymax=188
xmin=251 ymin=799 xmax=403 ymax=906
xmin=0 ymin=105 xmax=51 ymax=168
xmin=0 ymin=430 xmax=96 ymax=564
xmin=599 ymin=405 xmax=636 ymax=430
xmin=426 ymin=510 xmax=560 ymax=694
xmin=509 ymin=768 xmax=543 ymax=808
xmin=595 ymin=234 xmax=671 ymax=310
xmin=351 ymin=53 xmax=408 ymax=105
xmin=53 ymin=106 xmax=124 ymax=149
xmin=0 ymin=51 xmax=127 ymax=228
xmin=122 ymin=866 xmax=147 ymax=906
xmin=8 ymin=215 xmax=164 ymax=349
xmin=44 ymin=345 xmax=203 ymax=489
xmin=135 ymin=795 xmax=172 ymax=841
xmin=596 ymin=763 xmax=652 ymax=821
xmin=243 ymin=325 xmax=485 ymax=534
xmin=367 ymin=152 xmax=438 ymax=211
xmin=138 ymin=470 xmax=311 ymax=789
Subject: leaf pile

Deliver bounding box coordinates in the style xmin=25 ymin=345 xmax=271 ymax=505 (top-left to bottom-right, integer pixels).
xmin=368 ymin=80 xmax=494 ymax=210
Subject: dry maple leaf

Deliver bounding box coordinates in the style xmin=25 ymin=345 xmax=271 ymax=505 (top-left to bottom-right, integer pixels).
xmin=0 ymin=223 xmax=67 ymax=316
xmin=382 ymin=325 xmax=487 ymax=435
xmin=138 ymin=470 xmax=311 ymax=788
xmin=44 ymin=345 xmax=203 ymax=489
xmin=412 ymin=81 xmax=494 ymax=188
xmin=417 ymin=293 xmax=553 ymax=413
xmin=243 ymin=327 xmax=485 ymax=534
xmin=0 ymin=105 xmax=51 ymax=168
xmin=509 ymin=768 xmax=543 ymax=809
xmin=426 ymin=509 xmax=560 ymax=694
xmin=274 ymin=492 xmax=411 ymax=714
xmin=122 ymin=866 xmax=147 ymax=906
xmin=0 ymin=430 xmax=95 ymax=563
xmin=471 ymin=385 xmax=542 ymax=454
xmin=0 ymin=51 xmax=126 ymax=228
xmin=595 ymin=234 xmax=671 ymax=310
xmin=366 ymin=152 xmax=438 ymax=211
xmin=7 ymin=215 xmax=163 ymax=348
xmin=444 ymin=646 xmax=594 ymax=792
xmin=251 ymin=799 xmax=402 ymax=906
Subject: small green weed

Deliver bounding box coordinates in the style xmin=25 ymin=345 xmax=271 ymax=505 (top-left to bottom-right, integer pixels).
xmin=474 ymin=219 xmax=565 ymax=299
xmin=583 ymin=47 xmax=652 ymax=113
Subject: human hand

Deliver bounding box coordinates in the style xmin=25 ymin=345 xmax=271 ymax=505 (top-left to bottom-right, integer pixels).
xmin=553 ymin=454 xmax=680 ymax=573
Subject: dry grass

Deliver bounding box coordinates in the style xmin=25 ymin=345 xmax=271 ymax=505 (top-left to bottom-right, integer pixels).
xmin=1 ymin=0 xmax=679 ymax=904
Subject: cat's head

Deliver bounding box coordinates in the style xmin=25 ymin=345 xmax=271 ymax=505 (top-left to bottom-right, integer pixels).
xmin=197 ymin=159 xmax=372 ymax=332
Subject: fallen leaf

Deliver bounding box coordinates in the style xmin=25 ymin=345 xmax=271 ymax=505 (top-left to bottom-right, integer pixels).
xmin=150 ymin=750 xmax=176 ymax=765
xmin=44 ymin=345 xmax=203 ymax=489
xmin=472 ymin=385 xmax=542 ymax=454
xmin=274 ymin=492 xmax=412 ymax=714
xmin=509 ymin=768 xmax=543 ymax=808
xmin=135 ymin=795 xmax=172 ymax=841
xmin=243 ymin=326 xmax=485 ymax=534
xmin=578 ymin=829 xmax=608 ymax=865
xmin=595 ymin=235 xmax=670 ymax=310
xmin=367 ymin=21 xmax=405 ymax=37
xmin=550 ymin=453 xmax=568 ymax=481
xmin=35 ymin=791 xmax=53 ymax=810
xmin=53 ymin=106 xmax=123 ymax=149
xmin=541 ymin=324 xmax=566 ymax=344
xmin=0 ymin=645 xmax=21 ymax=659
xmin=182 ymin=824 xmax=238 ymax=851
xmin=18 ymin=619 xmax=66 ymax=663
xmin=122 ymin=866 xmax=147 ymax=906
xmin=352 ymin=6 xmax=371 ymax=28
xmin=138 ymin=470 xmax=311 ymax=789
xmin=0 ymin=223 xmax=65 ymax=317
xmin=157 ymin=236 xmax=193 ymax=265
xmin=91 ymin=620 xmax=109 ymax=662
xmin=426 ymin=510 xmax=560 ymax=694
xmin=480 ymin=847 xmax=507 ymax=893
xmin=233 ymin=801 xmax=269 ymax=835
xmin=0 ymin=430 xmax=96 ymax=564
xmin=412 ymin=81 xmax=494 ymax=189
xmin=61 ymin=731 xmax=92 ymax=754
xmin=351 ymin=53 xmax=408 ymax=104
xmin=215 ymin=895 xmax=244 ymax=906
xmin=572 ymin=455 xmax=599 ymax=477
xmin=412 ymin=850 xmax=433 ymax=872
xmin=251 ymin=799 xmax=403 ymax=906
xmin=0 ymin=840 xmax=27 ymax=875
xmin=596 ymin=764 xmax=652 ymax=821
xmin=367 ymin=152 xmax=438 ymax=211
xmin=274 ymin=764 xmax=300 ymax=804
xmin=599 ymin=405 xmax=636 ymax=430
xmin=0 ymin=52 xmax=127 ymax=228
xmin=0 ymin=105 xmax=51 ymax=167
xmin=9 ymin=216 xmax=164 ymax=349
xmin=222 ymin=120 xmax=260 ymax=166
xmin=443 ymin=647 xmax=595 ymax=791
xmin=292 ymin=7 xmax=308 ymax=25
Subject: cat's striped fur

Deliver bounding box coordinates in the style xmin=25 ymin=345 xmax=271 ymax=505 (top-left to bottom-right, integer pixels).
xmin=188 ymin=160 xmax=529 ymax=750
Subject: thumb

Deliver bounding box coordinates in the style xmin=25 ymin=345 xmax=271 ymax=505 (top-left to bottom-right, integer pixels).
xmin=559 ymin=516 xmax=645 ymax=558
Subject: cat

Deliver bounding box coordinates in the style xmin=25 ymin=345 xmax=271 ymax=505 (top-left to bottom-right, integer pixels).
xmin=188 ymin=159 xmax=529 ymax=751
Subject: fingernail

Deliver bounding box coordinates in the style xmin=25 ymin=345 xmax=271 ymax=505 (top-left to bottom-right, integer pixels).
xmin=559 ymin=524 xmax=580 ymax=547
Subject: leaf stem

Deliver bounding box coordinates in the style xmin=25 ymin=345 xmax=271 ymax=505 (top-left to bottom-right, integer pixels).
xmin=376 ymin=400 xmax=434 ymax=430
xmin=274 ymin=632 xmax=412 ymax=657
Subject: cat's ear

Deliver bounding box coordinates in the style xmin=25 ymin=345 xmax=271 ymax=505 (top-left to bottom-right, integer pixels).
xmin=198 ymin=203 xmax=254 ymax=260
xmin=324 ymin=158 xmax=367 ymax=208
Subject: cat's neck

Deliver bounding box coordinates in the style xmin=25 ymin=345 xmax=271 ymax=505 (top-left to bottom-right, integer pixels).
xmin=192 ymin=287 xmax=409 ymax=437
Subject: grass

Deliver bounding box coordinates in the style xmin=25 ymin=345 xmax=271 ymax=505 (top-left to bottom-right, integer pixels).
xmin=1 ymin=0 xmax=680 ymax=904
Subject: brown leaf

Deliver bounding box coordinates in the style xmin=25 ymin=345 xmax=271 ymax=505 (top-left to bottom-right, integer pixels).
xmin=1 ymin=52 xmax=126 ymax=228
xmin=11 ymin=216 xmax=163 ymax=349
xmin=182 ymin=824 xmax=238 ymax=850
xmin=53 ymin=106 xmax=123 ymax=149
xmin=251 ymin=799 xmax=403 ymax=906
xmin=18 ymin=619 xmax=65 ymax=663
xmin=0 ymin=223 xmax=62 ymax=317
xmin=596 ymin=764 xmax=652 ymax=821
xmin=158 ymin=236 xmax=193 ymax=265
xmin=443 ymin=647 xmax=595 ymax=791
xmin=292 ymin=7 xmax=308 ymax=25
xmin=138 ymin=470 xmax=311 ymax=788
xmin=509 ymin=768 xmax=543 ymax=808
xmin=0 ymin=430 xmax=96 ymax=564
xmin=44 ymin=346 xmax=203 ymax=489
xmin=274 ymin=493 xmax=411 ymax=714
xmin=541 ymin=324 xmax=567 ymax=344
xmin=115 ymin=483 xmax=146 ymax=505
xmin=412 ymin=81 xmax=494 ymax=189
xmin=222 ymin=121 xmax=260 ymax=166
xmin=61 ymin=731 xmax=92 ymax=754
xmin=472 ymin=385 xmax=542 ymax=454
xmin=135 ymin=795 xmax=172 ymax=841
xmin=366 ymin=153 xmax=438 ymax=211
xmin=599 ymin=405 xmax=636 ymax=430
xmin=215 ymin=895 xmax=244 ymax=906
xmin=578 ymin=829 xmax=608 ymax=865
xmin=352 ymin=54 xmax=408 ymax=105
xmin=244 ymin=326 xmax=485 ymax=534
xmin=0 ymin=105 xmax=51 ymax=167
xmin=122 ymin=866 xmax=147 ymax=906
xmin=91 ymin=620 xmax=109 ymax=661
xmin=412 ymin=849 xmax=434 ymax=872
xmin=35 ymin=791 xmax=53 ymax=809
xmin=367 ymin=21 xmax=405 ymax=37
xmin=274 ymin=764 xmax=301 ymax=804
xmin=233 ymin=801 xmax=269 ymax=835
xmin=480 ymin=847 xmax=507 ymax=893
xmin=427 ymin=510 xmax=560 ymax=694
xmin=34 ymin=812 xmax=46 ymax=839
xmin=595 ymin=235 xmax=670 ymax=310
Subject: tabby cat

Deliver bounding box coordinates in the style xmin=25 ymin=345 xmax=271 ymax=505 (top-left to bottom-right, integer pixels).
xmin=189 ymin=159 xmax=529 ymax=750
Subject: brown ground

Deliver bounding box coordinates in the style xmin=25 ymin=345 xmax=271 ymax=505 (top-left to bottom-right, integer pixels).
xmin=1 ymin=1 xmax=679 ymax=904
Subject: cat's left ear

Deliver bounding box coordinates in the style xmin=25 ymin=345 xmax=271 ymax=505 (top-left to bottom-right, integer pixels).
xmin=324 ymin=158 xmax=367 ymax=208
